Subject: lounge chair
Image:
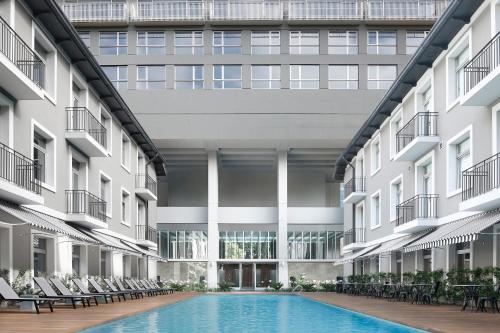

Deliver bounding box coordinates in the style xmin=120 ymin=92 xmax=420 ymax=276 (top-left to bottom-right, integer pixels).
xmin=125 ymin=279 xmax=153 ymax=297
xmin=103 ymin=278 xmax=137 ymax=300
xmin=87 ymin=278 xmax=126 ymax=302
xmin=0 ymin=277 xmax=54 ymax=314
xmin=115 ymin=278 xmax=143 ymax=298
xmin=72 ymin=279 xmax=115 ymax=304
xmin=137 ymin=280 xmax=160 ymax=295
xmin=141 ymin=280 xmax=164 ymax=295
xmin=146 ymin=280 xmax=173 ymax=294
xmin=33 ymin=277 xmax=89 ymax=309
xmin=49 ymin=277 xmax=96 ymax=307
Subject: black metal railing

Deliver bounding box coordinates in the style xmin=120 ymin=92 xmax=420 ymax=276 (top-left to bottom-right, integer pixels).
xmin=66 ymin=190 xmax=107 ymax=222
xmin=66 ymin=107 xmax=107 ymax=148
xmin=462 ymin=152 xmax=500 ymax=201
xmin=136 ymin=225 xmax=157 ymax=243
xmin=344 ymin=177 xmax=366 ymax=198
xmin=0 ymin=141 xmax=41 ymax=195
xmin=343 ymin=228 xmax=365 ymax=245
xmin=0 ymin=16 xmax=45 ymax=88
xmin=135 ymin=174 xmax=157 ymax=196
xmin=464 ymin=31 xmax=500 ymax=93
xmin=395 ymin=194 xmax=438 ymax=226
xmin=396 ymin=112 xmax=438 ymax=153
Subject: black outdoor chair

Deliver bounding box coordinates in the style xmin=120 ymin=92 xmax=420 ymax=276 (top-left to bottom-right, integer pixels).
xmin=0 ymin=277 xmax=55 ymax=314
xmin=422 ymin=281 xmax=440 ymax=305
xmin=34 ymin=277 xmax=89 ymax=309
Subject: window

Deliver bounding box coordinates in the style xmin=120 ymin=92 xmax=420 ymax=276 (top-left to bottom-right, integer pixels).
xmin=423 ymin=249 xmax=432 ymax=272
xmin=251 ymin=31 xmax=280 ymax=54
xmin=455 ymin=46 xmax=470 ymax=99
xmin=137 ymin=199 xmax=146 ymax=226
xmin=371 ymin=135 xmax=381 ymax=174
xmin=33 ymin=237 xmax=47 ymax=277
xmin=160 ymin=230 xmax=208 ymax=260
xmin=219 ymin=231 xmax=276 ymax=259
xmin=213 ymin=31 xmax=241 ymax=55
xmin=99 ymin=32 xmax=127 ymax=55
xmin=422 ymin=86 xmax=432 ymax=112
xmin=100 ymin=107 xmax=112 ymax=154
xmin=34 ymin=29 xmax=56 ymax=98
xmin=32 ymin=122 xmax=56 ymax=189
xmin=371 ymin=192 xmax=381 ymax=229
xmin=456 ymin=138 xmax=471 ymax=189
xmin=446 ymin=35 xmax=470 ymax=106
xmin=367 ymin=65 xmax=397 ymax=89
xmin=137 ymin=31 xmax=165 ymax=55
xmin=328 ymin=31 xmax=358 ymax=54
xmin=367 ymin=31 xmax=396 ymax=54
xmin=290 ymin=31 xmax=319 ymax=54
xmin=287 ymin=231 xmax=341 ymax=260
xmin=251 ymin=65 xmax=280 ymax=89
xmin=33 ymin=133 xmax=47 ymax=183
xmin=121 ymin=132 xmax=131 ymax=170
xmin=137 ymin=65 xmax=166 ymax=90
xmin=328 ymin=65 xmax=358 ymax=89
xmin=290 ymin=65 xmax=319 ymax=89
xmin=121 ymin=189 xmax=131 ymax=225
xmin=213 ymin=65 xmax=242 ymax=89
xmin=100 ymin=172 xmax=112 ymax=217
xmin=175 ymin=31 xmax=203 ymax=55
xmin=447 ymin=128 xmax=472 ymax=195
xmin=406 ymin=31 xmax=429 ymax=54
xmin=78 ymin=31 xmax=90 ymax=48
xmin=390 ymin=111 xmax=402 ymax=158
xmin=72 ymin=245 xmax=81 ymax=276
xmin=457 ymin=242 xmax=471 ymax=270
xmin=390 ymin=176 xmax=403 ymax=221
xmin=175 ymin=65 xmax=204 ymax=89
xmin=102 ymin=66 xmax=128 ymax=90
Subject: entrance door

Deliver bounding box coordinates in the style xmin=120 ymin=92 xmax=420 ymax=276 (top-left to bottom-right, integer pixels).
xmin=241 ymin=264 xmax=254 ymax=289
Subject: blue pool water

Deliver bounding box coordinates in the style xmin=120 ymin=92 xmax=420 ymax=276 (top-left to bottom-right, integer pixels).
xmin=81 ymin=295 xmax=427 ymax=333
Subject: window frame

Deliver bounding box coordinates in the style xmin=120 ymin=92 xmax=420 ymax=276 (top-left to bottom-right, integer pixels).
xmin=446 ymin=125 xmax=473 ymax=197
xmin=390 ymin=174 xmax=404 ymax=222
xmin=370 ymin=134 xmax=381 ymax=176
xmin=174 ymin=31 xmax=204 ymax=55
xmin=251 ymin=65 xmax=281 ymax=89
xmin=121 ymin=130 xmax=131 ymax=172
xmin=213 ymin=65 xmax=242 ymax=89
xmin=102 ymin=66 xmax=128 ymax=90
xmin=99 ymin=171 xmax=112 ymax=218
xmin=328 ymin=30 xmax=358 ymax=55
xmin=77 ymin=31 xmax=91 ymax=49
xmin=445 ymin=32 xmax=471 ymax=110
xmin=367 ymin=30 xmax=397 ymax=55
xmin=174 ymin=65 xmax=204 ymax=90
xmin=213 ymin=31 xmax=242 ymax=55
xmin=251 ymin=31 xmax=280 ymax=55
xmin=406 ymin=31 xmax=429 ymax=55
xmin=121 ymin=187 xmax=131 ymax=226
xmin=367 ymin=65 xmax=397 ymax=90
xmin=31 ymin=119 xmax=56 ymax=192
xmin=99 ymin=31 xmax=128 ymax=56
xmin=136 ymin=65 xmax=166 ymax=90
xmin=370 ymin=190 xmax=382 ymax=230
xmin=328 ymin=65 xmax=359 ymax=90
xmin=290 ymin=65 xmax=320 ymax=89
xmin=137 ymin=31 xmax=165 ymax=55
xmin=289 ymin=31 xmax=320 ymax=55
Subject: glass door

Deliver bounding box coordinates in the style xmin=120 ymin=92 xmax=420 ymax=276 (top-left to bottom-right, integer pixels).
xmin=241 ymin=264 xmax=254 ymax=289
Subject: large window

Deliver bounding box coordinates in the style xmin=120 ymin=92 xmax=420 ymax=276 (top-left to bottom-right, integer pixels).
xmin=100 ymin=172 xmax=112 ymax=217
xmin=102 ymin=66 xmax=128 ymax=90
xmin=251 ymin=65 xmax=280 ymax=89
xmin=72 ymin=245 xmax=81 ymax=276
xmin=367 ymin=65 xmax=397 ymax=90
xmin=287 ymin=231 xmax=341 ymax=260
xmin=137 ymin=31 xmax=165 ymax=55
xmin=99 ymin=32 xmax=127 ymax=55
xmin=455 ymin=46 xmax=469 ymax=99
xmin=219 ymin=231 xmax=276 ymax=259
xmin=175 ymin=65 xmax=204 ymax=89
xmin=406 ymin=31 xmax=429 ymax=54
xmin=251 ymin=31 xmax=280 ymax=54
xmin=328 ymin=31 xmax=358 ymax=54
xmin=213 ymin=31 xmax=241 ymax=55
xmin=447 ymin=128 xmax=472 ymax=195
xmin=290 ymin=31 xmax=319 ymax=55
xmin=371 ymin=192 xmax=381 ymax=228
xmin=33 ymin=133 xmax=47 ymax=183
xmin=32 ymin=123 xmax=55 ymax=189
xmin=121 ymin=189 xmax=130 ymax=225
xmin=33 ymin=237 xmax=47 ymax=277
xmin=371 ymin=135 xmax=381 ymax=174
xmin=175 ymin=31 xmax=203 ymax=55
xmin=213 ymin=65 xmax=242 ymax=89
xmin=160 ymin=230 xmax=208 ymax=259
xmin=290 ymin=65 xmax=319 ymax=89
xmin=121 ymin=131 xmax=131 ymax=170
xmin=78 ymin=31 xmax=90 ymax=48
xmin=455 ymin=138 xmax=471 ymax=189
xmin=367 ymin=31 xmax=396 ymax=55
xmin=137 ymin=65 xmax=166 ymax=90
xmin=390 ymin=177 xmax=403 ymax=221
xmin=328 ymin=65 xmax=358 ymax=89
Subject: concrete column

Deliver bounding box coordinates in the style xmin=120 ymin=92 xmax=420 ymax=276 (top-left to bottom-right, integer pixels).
xmin=432 ymin=247 xmax=446 ymax=271
xmin=277 ymin=150 xmax=288 ymax=287
xmin=207 ymin=150 xmax=219 ymax=288
xmin=112 ymin=252 xmax=123 ymax=278
xmin=148 ymin=259 xmax=157 ymax=280
xmin=57 ymin=236 xmax=73 ymax=276
xmin=379 ymin=254 xmax=390 ymax=273
xmin=415 ymin=250 xmax=424 ymax=271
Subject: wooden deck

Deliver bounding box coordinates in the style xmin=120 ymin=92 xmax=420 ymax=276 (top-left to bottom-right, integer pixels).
xmin=304 ymin=293 xmax=500 ymax=333
xmin=0 ymin=292 xmax=197 ymax=333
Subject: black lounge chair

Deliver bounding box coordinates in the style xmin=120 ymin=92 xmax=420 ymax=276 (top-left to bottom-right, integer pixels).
xmin=33 ymin=277 xmax=88 ymax=309
xmin=138 ymin=280 xmax=161 ymax=295
xmin=88 ymin=278 xmax=126 ymax=302
xmin=126 ymin=279 xmax=154 ymax=296
xmin=103 ymin=278 xmax=136 ymax=300
xmin=0 ymin=277 xmax=54 ymax=314
xmin=72 ymin=279 xmax=115 ymax=304
xmin=150 ymin=280 xmax=174 ymax=294
xmin=115 ymin=278 xmax=143 ymax=298
xmin=49 ymin=277 xmax=96 ymax=307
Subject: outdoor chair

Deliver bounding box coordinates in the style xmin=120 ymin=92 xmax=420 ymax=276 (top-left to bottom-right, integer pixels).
xmin=115 ymin=278 xmax=144 ymax=298
xmin=104 ymin=278 xmax=138 ymax=300
xmin=72 ymin=278 xmax=116 ymax=304
xmin=88 ymin=278 xmax=126 ymax=302
xmin=49 ymin=277 xmax=95 ymax=307
xmin=127 ymin=279 xmax=154 ymax=297
xmin=150 ymin=280 xmax=174 ymax=294
xmin=0 ymin=277 xmax=55 ymax=314
xmin=33 ymin=277 xmax=89 ymax=309
xmin=422 ymin=281 xmax=440 ymax=305
xmin=477 ymin=285 xmax=499 ymax=313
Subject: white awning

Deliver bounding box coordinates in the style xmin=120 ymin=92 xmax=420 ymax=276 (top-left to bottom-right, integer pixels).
xmin=335 ymin=244 xmax=380 ymax=265
xmin=361 ymin=231 xmax=430 ymax=258
xmin=404 ymin=210 xmax=500 ymax=252
xmin=121 ymin=240 xmax=165 ymax=262
xmin=79 ymin=229 xmax=138 ymax=255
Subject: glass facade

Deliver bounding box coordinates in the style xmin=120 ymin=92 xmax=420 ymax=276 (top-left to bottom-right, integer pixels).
xmin=159 ymin=230 xmax=208 ymax=260
xmin=287 ymin=231 xmax=341 ymax=260
xmin=219 ymin=231 xmax=277 ymax=259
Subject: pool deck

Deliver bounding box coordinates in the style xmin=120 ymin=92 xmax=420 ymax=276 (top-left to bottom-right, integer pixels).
xmin=304 ymin=292 xmax=500 ymax=333
xmin=0 ymin=292 xmax=198 ymax=333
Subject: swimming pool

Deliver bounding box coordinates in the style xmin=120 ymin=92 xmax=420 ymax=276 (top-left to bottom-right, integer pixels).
xmin=81 ymin=295 xmax=427 ymax=333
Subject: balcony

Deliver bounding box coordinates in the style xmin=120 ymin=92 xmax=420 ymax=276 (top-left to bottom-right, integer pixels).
xmin=0 ymin=17 xmax=44 ymax=100
xmin=60 ymin=1 xmax=128 ymax=24
xmin=460 ymin=152 xmax=500 ymax=211
xmin=134 ymin=1 xmax=205 ymax=23
xmin=0 ymin=142 xmax=43 ymax=205
xmin=65 ymin=107 xmax=108 ymax=157
xmin=211 ymin=0 xmax=283 ymax=22
xmin=394 ymin=194 xmax=439 ymax=233
xmin=343 ymin=177 xmax=366 ymax=204
xmin=462 ymin=32 xmax=500 ymax=107
xmin=394 ymin=112 xmax=439 ymax=162
xmin=135 ymin=174 xmax=158 ymax=201
xmin=288 ymin=0 xmax=363 ymax=21
xmin=136 ymin=225 xmax=158 ymax=248
xmin=366 ymin=0 xmax=448 ymax=21
xmin=342 ymin=228 xmax=365 ymax=251
xmin=66 ymin=190 xmax=107 ymax=229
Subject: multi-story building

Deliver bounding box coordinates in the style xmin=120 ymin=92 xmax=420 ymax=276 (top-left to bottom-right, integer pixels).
xmin=57 ymin=0 xmax=448 ymax=289
xmin=0 ymin=0 xmax=166 ymax=284
xmin=336 ymin=0 xmax=499 ymax=278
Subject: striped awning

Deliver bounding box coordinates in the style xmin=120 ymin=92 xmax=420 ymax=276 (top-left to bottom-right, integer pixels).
xmin=404 ymin=210 xmax=500 ymax=253
xmin=121 ymin=240 xmax=165 ymax=261
xmin=335 ymin=244 xmax=380 ymax=265
xmin=78 ymin=229 xmax=139 ymax=255
xmin=361 ymin=231 xmax=431 ymax=258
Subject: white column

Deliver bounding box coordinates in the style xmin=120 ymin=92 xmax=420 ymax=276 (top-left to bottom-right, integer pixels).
xmin=56 ymin=236 xmax=73 ymax=276
xmin=277 ymin=150 xmax=288 ymax=287
xmin=112 ymin=252 xmax=123 ymax=278
xmin=207 ymin=150 xmax=219 ymax=288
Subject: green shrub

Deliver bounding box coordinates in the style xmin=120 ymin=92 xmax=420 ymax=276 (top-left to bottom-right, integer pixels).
xmin=218 ymin=281 xmax=233 ymax=292
xmin=269 ymin=281 xmax=283 ymax=291
xmin=319 ymin=281 xmax=336 ymax=292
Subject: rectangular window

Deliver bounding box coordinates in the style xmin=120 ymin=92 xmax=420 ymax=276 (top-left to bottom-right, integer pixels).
xmin=290 ymin=31 xmax=319 ymax=55
xmin=121 ymin=190 xmax=130 ymax=224
xmin=175 ymin=65 xmax=204 ymax=89
xmin=328 ymin=31 xmax=358 ymax=54
xmin=213 ymin=65 xmax=242 ymax=89
xmin=175 ymin=31 xmax=203 ymax=55
xmin=251 ymin=31 xmax=280 ymax=54
xmin=213 ymin=31 xmax=241 ymax=55
xmin=455 ymin=46 xmax=469 ymax=99
xmin=328 ymin=65 xmax=358 ymax=89
xmin=99 ymin=32 xmax=127 ymax=55
xmin=367 ymin=31 xmax=396 ymax=55
xmin=100 ymin=174 xmax=111 ymax=217
xmin=102 ymin=66 xmax=128 ymax=90
xmin=33 ymin=237 xmax=47 ymax=277
xmin=137 ymin=31 xmax=165 ymax=55
xmin=121 ymin=132 xmax=131 ymax=170
xmin=406 ymin=31 xmax=429 ymax=54
xmin=137 ymin=65 xmax=166 ymax=90
xmin=456 ymin=137 xmax=471 ymax=189
xmin=371 ymin=193 xmax=381 ymax=228
xmin=390 ymin=178 xmax=403 ymax=221
xmin=33 ymin=132 xmax=47 ymax=183
xmin=290 ymin=65 xmax=319 ymax=89
xmin=251 ymin=65 xmax=280 ymax=89
xmin=78 ymin=31 xmax=90 ymax=48
xmin=371 ymin=136 xmax=381 ymax=174
xmin=367 ymin=65 xmax=397 ymax=90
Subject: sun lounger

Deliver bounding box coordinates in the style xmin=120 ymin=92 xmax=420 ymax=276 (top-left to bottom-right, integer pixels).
xmin=72 ymin=279 xmax=115 ymax=304
xmin=33 ymin=277 xmax=89 ymax=309
xmin=49 ymin=277 xmax=96 ymax=306
xmin=0 ymin=277 xmax=55 ymax=314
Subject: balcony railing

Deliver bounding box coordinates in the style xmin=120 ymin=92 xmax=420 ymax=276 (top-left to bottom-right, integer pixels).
xmin=66 ymin=190 xmax=107 ymax=222
xmin=464 ymin=31 xmax=500 ymax=94
xmin=396 ymin=112 xmax=438 ymax=153
xmin=66 ymin=107 xmax=107 ymax=149
xmin=136 ymin=174 xmax=158 ymax=196
xmin=288 ymin=0 xmax=363 ymax=20
xmin=366 ymin=0 xmax=448 ymax=20
xmin=135 ymin=1 xmax=205 ymax=21
xmin=136 ymin=225 xmax=158 ymax=243
xmin=211 ymin=0 xmax=283 ymax=20
xmin=61 ymin=2 xmax=128 ymax=22
xmin=0 ymin=16 xmax=45 ymax=88
xmin=0 ymin=141 xmax=41 ymax=195
xmin=462 ymin=152 xmax=500 ymax=202
xmin=395 ymin=194 xmax=438 ymax=226
xmin=343 ymin=228 xmax=365 ymax=245
xmin=344 ymin=177 xmax=366 ymax=198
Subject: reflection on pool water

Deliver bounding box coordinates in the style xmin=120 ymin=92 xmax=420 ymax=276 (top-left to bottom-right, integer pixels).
xmin=80 ymin=295 xmax=428 ymax=333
